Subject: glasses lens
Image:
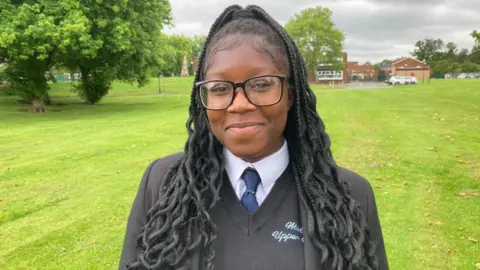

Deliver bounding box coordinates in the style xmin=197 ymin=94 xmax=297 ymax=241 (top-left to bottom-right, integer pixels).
xmin=245 ymin=76 xmax=283 ymax=106
xmin=199 ymin=81 xmax=233 ymax=109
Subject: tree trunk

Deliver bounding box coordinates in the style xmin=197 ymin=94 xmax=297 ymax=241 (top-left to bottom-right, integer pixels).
xmin=29 ymin=99 xmax=45 ymax=113
xmin=307 ymin=71 xmax=317 ymax=83
xmin=43 ymin=93 xmax=53 ymax=105
xmin=80 ymin=67 xmax=91 ymax=104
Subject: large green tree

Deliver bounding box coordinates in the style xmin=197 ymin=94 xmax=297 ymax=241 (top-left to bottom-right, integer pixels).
xmin=472 ymin=30 xmax=480 ymax=52
xmin=445 ymin=42 xmax=458 ymax=60
xmin=411 ymin=38 xmax=445 ymax=65
xmin=0 ymin=1 xmax=61 ymax=111
xmin=1 ymin=0 xmax=172 ymax=108
xmin=457 ymin=48 xmax=470 ymax=62
xmin=285 ymin=7 xmax=345 ymax=73
xmin=59 ymin=0 xmax=172 ymax=104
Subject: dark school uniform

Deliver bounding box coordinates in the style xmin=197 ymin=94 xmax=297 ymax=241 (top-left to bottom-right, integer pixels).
xmin=118 ymin=153 xmax=389 ymax=270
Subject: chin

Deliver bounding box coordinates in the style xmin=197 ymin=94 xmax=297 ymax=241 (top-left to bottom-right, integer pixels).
xmin=226 ymin=143 xmax=265 ymax=161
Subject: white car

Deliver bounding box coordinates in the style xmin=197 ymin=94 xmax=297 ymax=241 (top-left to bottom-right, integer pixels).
xmin=404 ymin=76 xmax=418 ymax=84
xmin=388 ymin=76 xmax=408 ymax=85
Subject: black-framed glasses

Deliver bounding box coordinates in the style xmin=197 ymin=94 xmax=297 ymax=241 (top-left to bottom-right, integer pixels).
xmin=195 ymin=75 xmax=287 ymax=110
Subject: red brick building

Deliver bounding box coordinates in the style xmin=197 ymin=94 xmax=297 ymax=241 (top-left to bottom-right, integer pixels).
xmin=346 ymin=61 xmax=377 ymax=81
xmin=385 ymin=57 xmax=431 ymax=80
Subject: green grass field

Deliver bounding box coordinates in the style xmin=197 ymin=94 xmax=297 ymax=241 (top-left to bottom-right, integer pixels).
xmin=1 ymin=78 xmax=479 ymax=269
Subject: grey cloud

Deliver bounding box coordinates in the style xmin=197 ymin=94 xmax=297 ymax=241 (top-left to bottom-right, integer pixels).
xmin=167 ymin=0 xmax=480 ymax=63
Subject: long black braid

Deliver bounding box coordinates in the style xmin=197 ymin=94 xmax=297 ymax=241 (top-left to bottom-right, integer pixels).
xmin=127 ymin=5 xmax=378 ymax=270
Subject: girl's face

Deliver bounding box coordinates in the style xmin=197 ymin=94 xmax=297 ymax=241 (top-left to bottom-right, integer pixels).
xmin=204 ymin=41 xmax=292 ymax=162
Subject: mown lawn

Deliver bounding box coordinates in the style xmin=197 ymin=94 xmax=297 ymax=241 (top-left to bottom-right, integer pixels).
xmin=0 ymin=78 xmax=479 ymax=269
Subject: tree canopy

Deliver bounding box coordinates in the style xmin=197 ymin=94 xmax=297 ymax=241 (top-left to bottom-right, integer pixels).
xmin=59 ymin=0 xmax=172 ymax=104
xmin=153 ymin=34 xmax=206 ymax=77
xmin=411 ymin=38 xmax=445 ymax=65
xmin=0 ymin=0 xmax=172 ymax=109
xmin=472 ymin=30 xmax=480 ymax=52
xmin=0 ymin=1 xmax=63 ymax=111
xmin=410 ymin=36 xmax=480 ymax=75
xmin=285 ymin=7 xmax=345 ymax=72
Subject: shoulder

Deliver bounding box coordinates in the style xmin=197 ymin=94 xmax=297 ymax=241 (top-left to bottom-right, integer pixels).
xmin=142 ymin=152 xmax=184 ymax=209
xmin=336 ymin=166 xmax=375 ymax=217
xmin=336 ymin=166 xmax=374 ymax=198
xmin=146 ymin=152 xmax=185 ymax=181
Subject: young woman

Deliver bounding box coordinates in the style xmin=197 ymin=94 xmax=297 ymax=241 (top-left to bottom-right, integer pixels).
xmin=119 ymin=5 xmax=388 ymax=270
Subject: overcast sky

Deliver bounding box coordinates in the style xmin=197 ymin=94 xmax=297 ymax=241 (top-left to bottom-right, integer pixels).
xmin=164 ymin=0 xmax=480 ymax=63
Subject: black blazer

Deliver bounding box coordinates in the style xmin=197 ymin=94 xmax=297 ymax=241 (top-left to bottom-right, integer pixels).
xmin=119 ymin=153 xmax=389 ymax=269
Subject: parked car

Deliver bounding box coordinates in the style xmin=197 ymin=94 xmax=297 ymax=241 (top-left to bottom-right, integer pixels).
xmin=388 ymin=76 xmax=408 ymax=85
xmin=404 ymin=76 xmax=418 ymax=84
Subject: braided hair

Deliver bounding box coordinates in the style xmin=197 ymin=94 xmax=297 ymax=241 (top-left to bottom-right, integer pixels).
xmin=127 ymin=5 xmax=378 ymax=270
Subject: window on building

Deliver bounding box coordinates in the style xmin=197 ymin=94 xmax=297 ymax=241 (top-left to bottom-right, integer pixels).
xmin=317 ymin=70 xmax=343 ymax=80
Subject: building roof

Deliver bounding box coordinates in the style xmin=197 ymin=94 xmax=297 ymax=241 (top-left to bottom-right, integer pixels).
xmin=392 ymin=57 xmax=427 ymax=66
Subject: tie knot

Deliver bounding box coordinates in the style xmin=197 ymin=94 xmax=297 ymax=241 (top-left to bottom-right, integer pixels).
xmin=242 ymin=168 xmax=261 ymax=191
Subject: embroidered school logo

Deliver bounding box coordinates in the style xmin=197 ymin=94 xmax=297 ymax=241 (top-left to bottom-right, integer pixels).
xmin=271 ymin=221 xmax=304 ymax=243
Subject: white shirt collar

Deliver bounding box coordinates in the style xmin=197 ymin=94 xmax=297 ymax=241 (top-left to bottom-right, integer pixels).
xmin=223 ymin=139 xmax=289 ymax=192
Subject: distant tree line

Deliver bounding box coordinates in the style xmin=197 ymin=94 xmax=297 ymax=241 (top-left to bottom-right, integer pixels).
xmin=370 ymin=32 xmax=480 ymax=76
xmin=409 ymin=32 xmax=480 ymax=75
xmin=156 ymin=34 xmax=206 ymax=77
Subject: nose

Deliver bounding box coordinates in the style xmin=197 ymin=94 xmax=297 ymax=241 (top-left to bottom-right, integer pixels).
xmin=227 ymin=87 xmax=256 ymax=113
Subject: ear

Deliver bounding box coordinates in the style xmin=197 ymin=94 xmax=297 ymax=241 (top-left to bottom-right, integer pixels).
xmin=287 ymin=88 xmax=294 ymax=110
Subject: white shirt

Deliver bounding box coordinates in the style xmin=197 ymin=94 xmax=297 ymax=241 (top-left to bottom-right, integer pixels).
xmin=223 ymin=140 xmax=290 ymax=206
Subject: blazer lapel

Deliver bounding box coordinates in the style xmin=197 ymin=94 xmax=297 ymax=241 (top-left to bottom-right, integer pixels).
xmin=300 ymin=201 xmax=322 ymax=270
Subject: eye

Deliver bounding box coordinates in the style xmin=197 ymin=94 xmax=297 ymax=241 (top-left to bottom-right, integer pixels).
xmin=249 ymin=78 xmax=274 ymax=89
xmin=255 ymin=82 xmax=271 ymax=88
xmin=211 ymin=85 xmax=229 ymax=92
xmin=202 ymin=81 xmax=232 ymax=95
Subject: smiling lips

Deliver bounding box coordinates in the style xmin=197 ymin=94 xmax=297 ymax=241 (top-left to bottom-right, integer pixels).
xmin=226 ymin=122 xmax=264 ymax=137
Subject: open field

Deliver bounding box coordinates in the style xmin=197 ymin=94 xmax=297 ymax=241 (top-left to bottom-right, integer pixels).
xmin=1 ymin=78 xmax=479 ymax=269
